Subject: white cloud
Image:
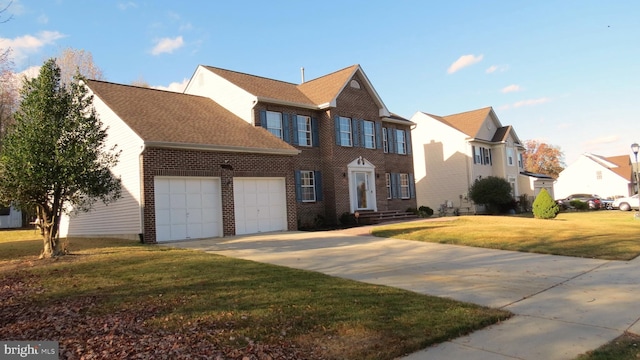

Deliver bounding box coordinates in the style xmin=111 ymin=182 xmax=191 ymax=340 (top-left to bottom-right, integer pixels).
xmin=447 ymin=54 xmax=483 ymax=74
xmin=585 ymin=135 xmax=619 ymax=146
xmin=117 ymin=2 xmax=138 ymax=10
xmin=501 ymin=84 xmax=521 ymax=93
xmin=486 ymin=64 xmax=508 ymax=74
xmin=512 ymin=97 xmax=550 ymax=108
xmin=151 ymin=36 xmax=184 ymax=55
xmin=153 ymin=78 xmax=189 ymax=93
xmin=0 ymin=31 xmax=66 ymax=63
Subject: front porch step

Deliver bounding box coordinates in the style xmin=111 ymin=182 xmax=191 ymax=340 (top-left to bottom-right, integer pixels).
xmin=354 ymin=210 xmax=418 ymax=225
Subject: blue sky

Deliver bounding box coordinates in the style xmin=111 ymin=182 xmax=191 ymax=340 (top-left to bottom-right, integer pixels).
xmin=2 ymin=0 xmax=639 ymax=165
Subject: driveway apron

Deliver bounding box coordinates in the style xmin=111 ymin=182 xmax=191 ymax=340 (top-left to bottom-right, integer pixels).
xmin=164 ymin=224 xmax=640 ymax=360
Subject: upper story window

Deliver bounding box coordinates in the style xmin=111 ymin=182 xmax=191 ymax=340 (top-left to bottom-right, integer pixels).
xmin=507 ymin=148 xmax=515 ymax=166
xmin=363 ymin=120 xmax=375 ymax=149
xmin=596 ymin=170 xmax=603 ymax=180
xmin=396 ymin=129 xmax=406 ymax=154
xmin=518 ymin=153 xmax=523 ymax=169
xmin=265 ymin=111 xmax=283 ymax=139
xmin=382 ymin=128 xmax=388 ymax=153
xmin=338 ymin=116 xmax=352 ymax=147
xmin=350 ymin=79 xmax=361 ymax=89
xmin=297 ymin=115 xmax=312 ymax=147
xmin=472 ymin=146 xmax=492 ymax=165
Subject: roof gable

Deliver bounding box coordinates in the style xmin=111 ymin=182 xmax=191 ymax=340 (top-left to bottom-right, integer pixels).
xmin=440 ymin=107 xmax=495 ymax=138
xmin=201 ymin=64 xmax=390 ymax=115
xmin=583 ymin=153 xmax=632 ymax=181
xmin=86 ymin=80 xmax=298 ymax=154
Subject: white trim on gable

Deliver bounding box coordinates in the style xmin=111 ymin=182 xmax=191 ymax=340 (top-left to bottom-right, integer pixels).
xmin=184 ymin=65 xmax=257 ymax=124
xmin=329 ymin=66 xmax=391 ymax=117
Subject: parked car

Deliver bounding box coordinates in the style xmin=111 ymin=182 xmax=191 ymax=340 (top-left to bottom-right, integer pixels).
xmin=555 ymin=194 xmax=602 ymax=210
xmin=612 ymin=194 xmax=640 ymax=211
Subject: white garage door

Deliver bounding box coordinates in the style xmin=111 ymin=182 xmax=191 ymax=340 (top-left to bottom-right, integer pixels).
xmin=234 ymin=178 xmax=287 ymax=235
xmin=154 ymin=177 xmax=222 ymax=242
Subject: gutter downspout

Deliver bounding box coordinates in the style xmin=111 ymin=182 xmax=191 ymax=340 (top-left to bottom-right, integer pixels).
xmin=138 ymin=144 xmax=146 ymax=243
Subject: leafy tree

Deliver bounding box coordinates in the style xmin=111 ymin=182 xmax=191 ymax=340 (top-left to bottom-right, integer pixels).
xmin=469 ymin=176 xmax=513 ymax=214
xmin=0 ymin=59 xmax=121 ymax=258
xmin=532 ymin=188 xmax=559 ymax=219
xmin=523 ymin=140 xmax=565 ymax=178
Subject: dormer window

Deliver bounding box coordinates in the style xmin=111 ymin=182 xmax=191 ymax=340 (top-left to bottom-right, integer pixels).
xmin=350 ymin=80 xmax=361 ymax=89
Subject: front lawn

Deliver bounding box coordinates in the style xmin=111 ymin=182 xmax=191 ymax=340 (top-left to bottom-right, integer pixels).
xmin=371 ymin=211 xmax=640 ymax=260
xmin=0 ymin=231 xmax=510 ymax=359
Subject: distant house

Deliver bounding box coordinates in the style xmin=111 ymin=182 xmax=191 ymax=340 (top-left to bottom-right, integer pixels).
xmin=59 ymin=64 xmax=416 ymax=243
xmin=554 ymin=153 xmax=633 ymax=199
xmin=0 ymin=205 xmax=22 ymax=229
xmin=411 ymin=107 xmax=527 ymax=213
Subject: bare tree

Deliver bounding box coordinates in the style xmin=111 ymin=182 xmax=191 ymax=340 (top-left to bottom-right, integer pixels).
xmin=131 ymin=75 xmax=151 ymax=88
xmin=0 ymin=48 xmax=17 ymax=140
xmin=55 ymin=47 xmax=105 ymax=85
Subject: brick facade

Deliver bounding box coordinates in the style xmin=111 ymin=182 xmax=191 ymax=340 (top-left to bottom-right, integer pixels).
xmin=254 ymin=72 xmax=416 ymax=226
xmin=141 ymin=147 xmax=297 ymax=243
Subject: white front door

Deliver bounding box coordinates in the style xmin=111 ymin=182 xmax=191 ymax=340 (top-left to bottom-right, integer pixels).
xmin=354 ymin=172 xmax=371 ymax=210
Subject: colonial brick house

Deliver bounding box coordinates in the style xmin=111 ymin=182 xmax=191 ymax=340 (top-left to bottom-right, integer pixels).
xmin=59 ymin=64 xmax=416 ymax=243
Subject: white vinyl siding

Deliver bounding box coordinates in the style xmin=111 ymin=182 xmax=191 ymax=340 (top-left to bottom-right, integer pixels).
xmin=59 ymin=92 xmax=144 ymax=239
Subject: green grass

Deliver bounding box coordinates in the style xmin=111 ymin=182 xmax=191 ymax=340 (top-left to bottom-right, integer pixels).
xmin=576 ymin=333 xmax=640 ymax=360
xmin=372 ymin=211 xmax=640 ymax=260
xmin=0 ymin=231 xmax=510 ymax=360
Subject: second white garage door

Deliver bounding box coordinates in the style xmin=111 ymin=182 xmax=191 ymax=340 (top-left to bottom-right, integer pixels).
xmin=233 ymin=178 xmax=287 ymax=235
xmin=154 ymin=177 xmax=223 ymax=242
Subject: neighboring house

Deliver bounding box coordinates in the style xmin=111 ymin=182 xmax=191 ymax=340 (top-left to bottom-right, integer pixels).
xmin=60 ymin=64 xmax=416 ymax=243
xmin=554 ymin=153 xmax=633 ymax=199
xmin=0 ymin=205 xmax=22 ymax=228
xmin=518 ymin=171 xmax=555 ymax=202
xmin=411 ymin=107 xmax=526 ymax=213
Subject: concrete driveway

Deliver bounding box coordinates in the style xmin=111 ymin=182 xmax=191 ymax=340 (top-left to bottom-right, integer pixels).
xmin=164 ymin=221 xmax=640 ymax=360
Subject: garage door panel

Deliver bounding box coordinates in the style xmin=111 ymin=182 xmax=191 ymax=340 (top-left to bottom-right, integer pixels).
xmin=233 ymin=178 xmax=287 ymax=235
xmin=154 ymin=177 xmax=222 ymax=242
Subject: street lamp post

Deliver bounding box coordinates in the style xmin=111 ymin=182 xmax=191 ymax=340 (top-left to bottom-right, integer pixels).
xmin=632 ymin=143 xmax=639 ymax=218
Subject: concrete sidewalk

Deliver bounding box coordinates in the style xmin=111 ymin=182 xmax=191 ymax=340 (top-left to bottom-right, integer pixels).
xmin=165 ymin=225 xmax=640 ymax=360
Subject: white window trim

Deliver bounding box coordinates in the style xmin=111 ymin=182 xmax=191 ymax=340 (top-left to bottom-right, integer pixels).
xmin=297 ymin=115 xmax=312 ymax=147
xmin=300 ymin=170 xmax=316 ymax=202
xmin=385 ymin=173 xmax=392 ymax=199
xmin=400 ymin=173 xmax=410 ymax=199
xmin=363 ymin=120 xmax=375 ymax=149
xmin=339 ymin=116 xmax=352 ymax=147
xmin=382 ymin=128 xmax=388 ymax=153
xmin=266 ymin=111 xmax=283 ymax=139
xmin=396 ymin=129 xmax=406 ymax=154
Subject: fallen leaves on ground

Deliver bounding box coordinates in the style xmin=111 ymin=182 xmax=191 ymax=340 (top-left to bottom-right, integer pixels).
xmin=0 ymin=272 xmax=325 ymax=359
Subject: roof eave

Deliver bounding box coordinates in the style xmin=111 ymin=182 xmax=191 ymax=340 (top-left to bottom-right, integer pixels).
xmin=256 ymin=96 xmax=319 ymax=110
xmin=382 ymin=117 xmax=416 ymax=126
xmin=145 ymin=141 xmax=301 ymax=156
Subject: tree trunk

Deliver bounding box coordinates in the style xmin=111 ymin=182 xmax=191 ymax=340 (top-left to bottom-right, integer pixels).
xmin=38 ymin=206 xmax=64 ymax=258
